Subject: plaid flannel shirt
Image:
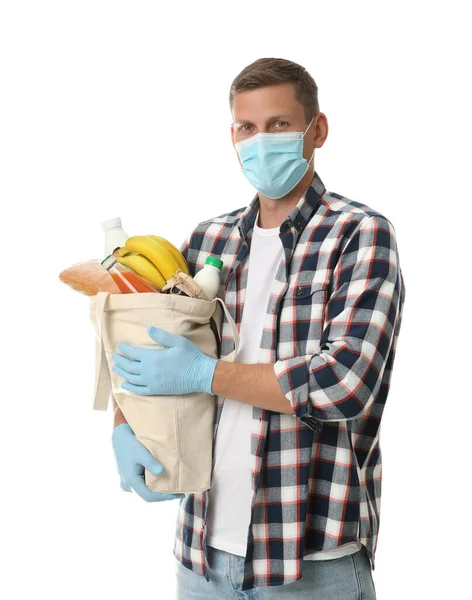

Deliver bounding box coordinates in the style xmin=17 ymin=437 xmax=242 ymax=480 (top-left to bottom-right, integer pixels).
xmin=172 ymin=170 xmax=405 ymax=591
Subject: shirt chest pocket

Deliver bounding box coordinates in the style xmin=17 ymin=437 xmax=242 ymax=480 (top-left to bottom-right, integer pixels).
xmin=277 ymin=282 xmax=329 ymax=359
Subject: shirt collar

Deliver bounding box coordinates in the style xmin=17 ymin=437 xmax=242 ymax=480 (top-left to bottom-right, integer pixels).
xmin=237 ymin=170 xmax=326 ymax=241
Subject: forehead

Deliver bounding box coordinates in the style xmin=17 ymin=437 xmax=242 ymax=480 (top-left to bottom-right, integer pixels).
xmin=231 ymin=82 xmax=303 ymax=123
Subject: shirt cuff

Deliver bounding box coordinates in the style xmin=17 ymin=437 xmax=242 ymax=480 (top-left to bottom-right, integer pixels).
xmin=273 ymin=356 xmax=325 ymax=433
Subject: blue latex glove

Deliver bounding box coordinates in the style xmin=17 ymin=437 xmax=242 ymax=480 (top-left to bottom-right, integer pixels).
xmin=111 ymin=326 xmax=219 ymax=396
xmin=111 ymin=423 xmax=184 ymax=502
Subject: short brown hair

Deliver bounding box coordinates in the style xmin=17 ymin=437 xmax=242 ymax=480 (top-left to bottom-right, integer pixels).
xmin=229 ymin=57 xmax=319 ymax=126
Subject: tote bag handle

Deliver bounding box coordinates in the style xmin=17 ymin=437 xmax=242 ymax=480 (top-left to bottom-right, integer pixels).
xmin=92 ymin=291 xmax=112 ymax=411
xmin=92 ymin=291 xmax=240 ymax=411
xmin=211 ymin=295 xmax=240 ymax=363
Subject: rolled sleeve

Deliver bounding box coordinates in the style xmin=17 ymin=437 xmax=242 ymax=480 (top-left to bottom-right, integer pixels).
xmin=274 ymin=215 xmax=404 ymax=423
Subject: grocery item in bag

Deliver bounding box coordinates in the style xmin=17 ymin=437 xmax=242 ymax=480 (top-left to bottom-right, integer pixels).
xmin=101 ymin=220 xmax=162 ymax=293
xmin=101 ymin=217 xmax=129 ymax=255
xmin=113 ymin=234 xmax=190 ymax=292
xmin=193 ymin=256 xmax=224 ymax=300
xmin=59 ymin=259 xmax=121 ymax=296
xmin=101 ymin=254 xmax=159 ymax=293
xmin=59 ymin=225 xmax=192 ymax=298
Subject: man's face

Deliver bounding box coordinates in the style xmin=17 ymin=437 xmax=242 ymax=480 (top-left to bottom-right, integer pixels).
xmin=231 ymin=81 xmax=324 ymax=170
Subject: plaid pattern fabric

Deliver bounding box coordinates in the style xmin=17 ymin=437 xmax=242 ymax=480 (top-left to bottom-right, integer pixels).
xmin=172 ymin=170 xmax=405 ymax=591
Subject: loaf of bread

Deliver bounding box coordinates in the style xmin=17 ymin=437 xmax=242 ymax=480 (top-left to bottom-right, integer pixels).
xmin=59 ymin=260 xmax=121 ymax=296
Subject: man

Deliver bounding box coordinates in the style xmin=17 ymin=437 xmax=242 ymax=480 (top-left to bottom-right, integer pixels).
xmin=110 ymin=57 xmax=405 ymax=598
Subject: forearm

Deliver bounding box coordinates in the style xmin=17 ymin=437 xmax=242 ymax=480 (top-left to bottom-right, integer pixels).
xmin=211 ymin=361 xmax=294 ymax=414
xmin=112 ymin=395 xmax=127 ymax=428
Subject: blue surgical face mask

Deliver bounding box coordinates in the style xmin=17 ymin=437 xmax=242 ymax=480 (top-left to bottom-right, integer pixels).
xmin=235 ymin=115 xmax=315 ymax=199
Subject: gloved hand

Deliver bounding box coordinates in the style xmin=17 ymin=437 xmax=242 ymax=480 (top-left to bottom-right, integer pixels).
xmin=111 ymin=423 xmax=184 ymax=502
xmin=111 ymin=326 xmax=219 ymax=396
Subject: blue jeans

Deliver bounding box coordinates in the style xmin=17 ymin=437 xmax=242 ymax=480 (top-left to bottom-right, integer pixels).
xmin=175 ymin=544 xmax=377 ymax=599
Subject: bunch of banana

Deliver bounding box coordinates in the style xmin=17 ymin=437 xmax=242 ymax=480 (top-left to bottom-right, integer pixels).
xmin=115 ymin=235 xmax=189 ymax=292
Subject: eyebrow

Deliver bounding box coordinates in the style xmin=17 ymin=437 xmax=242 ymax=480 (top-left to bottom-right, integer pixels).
xmin=233 ymin=114 xmax=293 ymax=126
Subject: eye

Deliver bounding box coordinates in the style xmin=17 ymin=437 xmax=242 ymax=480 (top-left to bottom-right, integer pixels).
xmin=238 ymin=124 xmax=252 ymax=132
xmin=274 ymin=121 xmax=288 ymax=128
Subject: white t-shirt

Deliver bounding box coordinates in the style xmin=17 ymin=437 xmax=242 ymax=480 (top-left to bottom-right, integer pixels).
xmin=206 ymin=209 xmax=362 ymax=561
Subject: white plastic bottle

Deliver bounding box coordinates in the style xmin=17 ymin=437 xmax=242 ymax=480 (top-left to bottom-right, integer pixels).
xmin=193 ymin=256 xmax=223 ymax=300
xmin=101 ymin=217 xmax=129 ymax=257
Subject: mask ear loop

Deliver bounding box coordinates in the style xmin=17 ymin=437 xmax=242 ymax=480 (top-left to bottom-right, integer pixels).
xmin=303 ymin=115 xmax=316 ymax=167
xmin=300 ymin=113 xmax=316 ymax=172
xmin=302 ymin=114 xmax=316 ymax=138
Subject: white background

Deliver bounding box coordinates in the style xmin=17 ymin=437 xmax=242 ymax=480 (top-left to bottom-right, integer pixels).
xmin=1 ymin=1 xmax=470 ymax=598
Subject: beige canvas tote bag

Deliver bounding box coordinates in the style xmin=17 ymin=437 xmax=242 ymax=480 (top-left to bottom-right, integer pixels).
xmin=89 ymin=278 xmax=239 ymax=495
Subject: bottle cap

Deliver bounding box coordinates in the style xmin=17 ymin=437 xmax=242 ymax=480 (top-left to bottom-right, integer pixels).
xmin=101 ymin=217 xmax=122 ymax=231
xmin=205 ymin=256 xmax=223 ymax=270
xmin=100 ymin=254 xmax=118 ymax=268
